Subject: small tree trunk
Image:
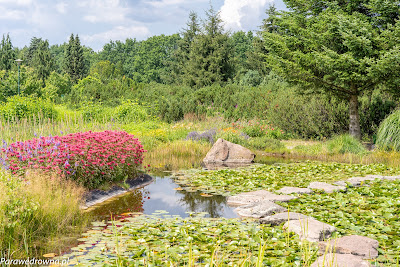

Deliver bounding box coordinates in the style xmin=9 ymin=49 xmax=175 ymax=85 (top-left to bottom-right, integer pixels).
xmin=349 ymin=94 xmax=361 ymax=139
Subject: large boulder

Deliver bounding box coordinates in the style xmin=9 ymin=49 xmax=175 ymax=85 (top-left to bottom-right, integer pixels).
xmin=203 ymin=138 xmax=255 ymax=164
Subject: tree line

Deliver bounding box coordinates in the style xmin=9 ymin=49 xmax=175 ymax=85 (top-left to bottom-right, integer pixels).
xmin=0 ymin=1 xmax=399 ymax=139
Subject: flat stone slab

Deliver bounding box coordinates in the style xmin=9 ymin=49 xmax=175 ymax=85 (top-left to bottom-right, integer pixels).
xmin=284 ymin=218 xmax=336 ymax=242
xmin=319 ymin=235 xmax=379 ymax=259
xmin=276 ymin=186 xmax=313 ymax=195
xmin=227 ymin=190 xmax=296 ymax=207
xmin=308 ymin=182 xmax=346 ymax=193
xmin=346 ymin=176 xmax=377 ymax=186
xmin=310 ymin=253 xmax=372 ymax=267
xmin=381 ymin=175 xmax=400 ymax=181
xmin=234 ymin=201 xmax=287 ymax=218
xmin=260 ymin=212 xmax=312 ymax=226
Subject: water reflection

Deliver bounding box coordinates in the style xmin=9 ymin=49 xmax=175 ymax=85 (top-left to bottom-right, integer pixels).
xmin=90 ymin=176 xmax=237 ymax=220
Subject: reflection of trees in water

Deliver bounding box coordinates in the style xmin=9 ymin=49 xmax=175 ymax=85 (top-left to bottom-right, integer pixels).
xmin=90 ymin=189 xmax=149 ymax=220
xmin=175 ymin=190 xmax=227 ymax=218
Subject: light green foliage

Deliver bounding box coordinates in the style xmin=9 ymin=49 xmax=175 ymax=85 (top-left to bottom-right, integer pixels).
xmin=248 ymin=137 xmax=287 ymax=153
xmin=42 ymin=71 xmax=72 ymax=103
xmin=282 ymin=179 xmax=400 ymax=265
xmin=0 ymin=95 xmax=58 ymax=121
xmin=61 ymin=212 xmax=316 ymax=266
xmin=376 ymin=110 xmax=400 ymax=151
xmin=114 ymin=100 xmax=151 ymax=123
xmin=0 ymin=34 xmax=15 ymax=71
xmin=174 ymin=162 xmax=399 ymax=196
xmin=327 ymin=134 xmax=367 ymax=154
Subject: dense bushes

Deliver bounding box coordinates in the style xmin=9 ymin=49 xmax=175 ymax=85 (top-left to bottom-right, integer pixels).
xmin=0 ymin=95 xmax=57 ymax=121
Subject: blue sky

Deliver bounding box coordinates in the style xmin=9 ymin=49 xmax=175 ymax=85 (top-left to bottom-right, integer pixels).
xmin=0 ymin=0 xmax=286 ymax=51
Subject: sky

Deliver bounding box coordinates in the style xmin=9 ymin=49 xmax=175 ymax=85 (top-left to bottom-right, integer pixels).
xmin=0 ymin=0 xmax=286 ymax=51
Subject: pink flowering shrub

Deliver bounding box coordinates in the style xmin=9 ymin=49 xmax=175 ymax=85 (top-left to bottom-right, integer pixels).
xmin=0 ymin=131 xmax=146 ymax=188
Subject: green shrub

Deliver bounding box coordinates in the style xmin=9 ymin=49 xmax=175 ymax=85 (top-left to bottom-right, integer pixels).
xmin=114 ymin=100 xmax=150 ymax=123
xmin=376 ymin=110 xmax=400 ymax=151
xmin=326 ymin=134 xmax=367 ymax=154
xmin=216 ymin=129 xmax=249 ymax=147
xmin=248 ymin=136 xmax=286 ymax=152
xmin=0 ymin=95 xmax=58 ymax=121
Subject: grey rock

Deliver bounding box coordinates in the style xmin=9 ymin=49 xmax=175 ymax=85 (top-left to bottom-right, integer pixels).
xmin=283 ymin=218 xmax=336 ymax=242
xmin=227 ymin=190 xmax=297 ymax=207
xmin=382 ymin=175 xmax=400 ymax=181
xmin=260 ymin=212 xmax=312 ymax=226
xmin=276 ymin=186 xmax=313 ymax=195
xmin=310 ymin=253 xmax=372 ymax=267
xmin=203 ymin=138 xmax=255 ymax=164
xmin=234 ymin=201 xmax=287 ymax=218
xmin=308 ymin=182 xmax=346 ymax=193
xmin=319 ymin=235 xmax=379 ymax=260
xmin=346 ymin=176 xmax=377 ymax=186
xmin=333 ymin=181 xmax=347 ymax=187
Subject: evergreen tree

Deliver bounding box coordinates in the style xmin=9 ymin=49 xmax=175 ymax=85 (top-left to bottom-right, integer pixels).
xmin=184 ymin=6 xmax=234 ymax=88
xmin=0 ymin=34 xmax=16 ymax=71
xmin=29 ymin=38 xmax=55 ymax=87
xmin=65 ymin=34 xmax=86 ymax=82
xmin=169 ymin=12 xmax=200 ymax=84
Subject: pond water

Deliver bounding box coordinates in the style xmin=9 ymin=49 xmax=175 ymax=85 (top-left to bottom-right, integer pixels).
xmin=88 ymin=156 xmax=295 ymax=221
xmin=89 ymin=175 xmax=238 ymax=220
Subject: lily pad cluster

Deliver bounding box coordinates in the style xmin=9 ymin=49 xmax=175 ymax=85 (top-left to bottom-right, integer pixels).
xmin=60 ymin=212 xmax=318 ymax=266
xmin=172 ymin=162 xmax=399 ymax=196
xmin=281 ymin=179 xmax=400 ymax=265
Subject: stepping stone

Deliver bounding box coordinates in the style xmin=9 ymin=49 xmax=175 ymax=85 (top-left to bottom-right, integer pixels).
xmin=333 ymin=181 xmax=347 ymax=187
xmin=308 ymin=182 xmax=346 ymax=193
xmin=276 ymin=186 xmax=312 ymax=195
xmin=310 ymin=253 xmax=372 ymax=267
xmin=381 ymin=175 xmax=400 ymax=181
xmin=283 ymin=218 xmax=336 ymax=242
xmin=260 ymin=212 xmax=312 ymax=226
xmin=227 ymin=190 xmax=296 ymax=207
xmin=346 ymin=176 xmax=377 ymax=186
xmin=319 ymin=235 xmax=379 ymax=260
xmin=234 ymin=201 xmax=287 ymax=218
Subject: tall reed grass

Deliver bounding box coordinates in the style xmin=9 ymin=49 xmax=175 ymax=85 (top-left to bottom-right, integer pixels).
xmin=0 ymin=170 xmax=89 ymax=258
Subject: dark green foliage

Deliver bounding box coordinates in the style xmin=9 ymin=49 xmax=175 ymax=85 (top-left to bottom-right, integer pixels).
xmin=64 ymin=34 xmax=87 ymax=82
xmin=248 ymin=137 xmax=286 ymax=152
xmin=27 ymin=38 xmax=55 ymax=86
xmin=0 ymin=34 xmax=16 ymax=71
xmin=180 ymin=7 xmax=234 ymax=87
xmin=0 ymin=95 xmax=57 ymax=121
xmin=262 ymin=1 xmax=400 ymax=138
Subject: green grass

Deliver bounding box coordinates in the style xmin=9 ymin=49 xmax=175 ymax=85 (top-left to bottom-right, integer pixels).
xmin=376 ymin=110 xmax=400 ymax=151
xmin=326 ymin=134 xmax=367 ymax=155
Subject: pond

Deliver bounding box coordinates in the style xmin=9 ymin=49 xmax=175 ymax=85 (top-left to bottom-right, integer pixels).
xmin=88 ymin=156 xmax=294 ymax=220
xmin=88 ymin=175 xmax=238 ymax=220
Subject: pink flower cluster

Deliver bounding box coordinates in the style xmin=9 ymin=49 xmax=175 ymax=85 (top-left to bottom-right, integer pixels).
xmin=1 ymin=131 xmax=146 ymax=188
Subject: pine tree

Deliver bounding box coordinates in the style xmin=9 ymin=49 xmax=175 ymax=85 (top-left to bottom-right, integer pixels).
xmin=65 ymin=34 xmax=86 ymax=82
xmin=0 ymin=34 xmax=16 ymax=71
xmin=184 ymin=6 xmax=234 ymax=88
xmin=31 ymin=39 xmax=55 ymax=87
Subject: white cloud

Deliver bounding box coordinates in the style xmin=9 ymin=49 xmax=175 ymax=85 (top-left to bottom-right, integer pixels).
xmin=79 ymin=0 xmax=131 ymax=24
xmin=82 ymin=25 xmax=150 ymax=49
xmin=0 ymin=0 xmax=33 ymax=6
xmin=219 ymin=0 xmax=273 ymax=31
xmin=55 ymin=2 xmax=67 ymax=14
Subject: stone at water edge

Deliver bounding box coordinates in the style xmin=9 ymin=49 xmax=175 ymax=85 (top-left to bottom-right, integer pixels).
xmin=310 ymin=253 xmax=372 ymax=267
xmin=260 ymin=212 xmax=312 ymax=226
xmin=276 ymin=186 xmax=313 ymax=195
xmin=346 ymin=176 xmax=379 ymax=186
xmin=308 ymin=182 xmax=346 ymax=193
xmin=203 ymin=138 xmax=255 ymax=163
xmin=318 ymin=235 xmax=379 ymax=260
xmin=283 ymin=218 xmax=336 ymax=242
xmin=227 ymin=190 xmax=297 ymax=207
xmin=234 ymin=201 xmax=287 ymax=218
